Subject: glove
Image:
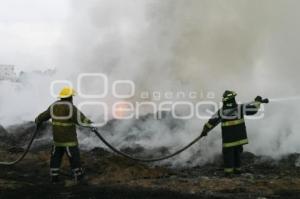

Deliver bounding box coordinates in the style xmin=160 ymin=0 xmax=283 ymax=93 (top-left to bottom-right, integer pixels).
xmin=34 ymin=118 xmax=41 ymax=127
xmin=255 ymin=96 xmax=263 ymax=103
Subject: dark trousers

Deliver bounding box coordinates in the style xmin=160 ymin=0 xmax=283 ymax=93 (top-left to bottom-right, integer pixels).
xmin=50 ymin=145 xmax=83 ymax=178
xmin=222 ymin=145 xmax=243 ymax=173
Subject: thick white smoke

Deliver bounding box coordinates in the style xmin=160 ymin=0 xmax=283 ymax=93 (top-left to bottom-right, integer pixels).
xmin=58 ymin=0 xmax=300 ymax=97
xmin=2 ymin=0 xmax=300 ymax=166
xmin=0 ymin=73 xmax=54 ymax=126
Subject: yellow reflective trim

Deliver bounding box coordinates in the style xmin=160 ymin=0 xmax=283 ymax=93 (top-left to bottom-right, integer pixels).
xmin=254 ymin=102 xmax=261 ymax=108
xmin=223 ymin=92 xmax=237 ymax=102
xmin=223 ymin=139 xmax=248 ymax=148
xmin=54 ymin=142 xmax=78 ymax=147
xmin=52 ymin=121 xmax=75 ymax=127
xmin=222 ymin=119 xmax=245 ymax=127
xmin=224 ymin=168 xmax=234 ymax=173
xmin=223 ymin=97 xmax=229 ymax=102
xmin=83 ymin=118 xmax=91 ymax=124
xmin=205 ymin=123 xmax=213 ymax=129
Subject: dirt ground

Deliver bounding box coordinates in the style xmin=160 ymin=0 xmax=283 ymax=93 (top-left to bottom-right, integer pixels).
xmin=1 ymin=147 xmax=300 ymax=199
xmin=1 ymin=122 xmax=300 ymax=198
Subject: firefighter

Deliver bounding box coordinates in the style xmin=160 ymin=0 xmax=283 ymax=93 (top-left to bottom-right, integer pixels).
xmin=35 ymin=87 xmax=92 ymax=184
xmin=200 ymin=90 xmax=269 ymax=177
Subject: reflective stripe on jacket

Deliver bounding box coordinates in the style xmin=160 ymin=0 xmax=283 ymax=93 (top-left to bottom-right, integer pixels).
xmin=36 ymin=99 xmax=92 ymax=145
xmin=204 ymin=103 xmax=261 ymax=148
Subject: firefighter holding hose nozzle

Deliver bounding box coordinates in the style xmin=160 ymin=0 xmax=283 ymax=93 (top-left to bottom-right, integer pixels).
xmin=35 ymin=87 xmax=92 ymax=184
xmin=200 ymin=90 xmax=269 ymax=177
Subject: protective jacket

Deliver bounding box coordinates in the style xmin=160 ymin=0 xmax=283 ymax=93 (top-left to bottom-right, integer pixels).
xmin=36 ymin=99 xmax=91 ymax=147
xmin=203 ymin=102 xmax=261 ymax=148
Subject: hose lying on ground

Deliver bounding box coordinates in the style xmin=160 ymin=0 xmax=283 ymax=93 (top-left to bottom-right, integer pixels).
xmin=0 ymin=123 xmax=203 ymax=165
xmin=91 ymin=128 xmax=204 ymax=162
xmin=89 ymin=100 xmax=269 ymax=162
xmin=0 ymin=100 xmax=267 ymax=165
xmin=0 ymin=125 xmax=39 ymax=166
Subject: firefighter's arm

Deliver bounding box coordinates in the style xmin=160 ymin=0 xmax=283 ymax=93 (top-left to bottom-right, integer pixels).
xmin=201 ymin=111 xmax=221 ymax=137
xmin=35 ymin=106 xmax=51 ymax=125
xmin=73 ymin=106 xmax=93 ymax=126
xmin=244 ymin=96 xmax=269 ymax=115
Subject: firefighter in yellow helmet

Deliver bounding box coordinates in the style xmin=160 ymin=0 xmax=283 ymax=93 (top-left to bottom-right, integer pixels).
xmin=200 ymin=90 xmax=269 ymax=177
xmin=35 ymin=87 xmax=92 ymax=183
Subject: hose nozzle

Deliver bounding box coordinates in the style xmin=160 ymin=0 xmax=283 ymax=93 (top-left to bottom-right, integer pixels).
xmin=261 ymin=98 xmax=269 ymax=104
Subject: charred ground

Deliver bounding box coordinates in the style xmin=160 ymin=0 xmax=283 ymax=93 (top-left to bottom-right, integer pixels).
xmin=0 ymin=121 xmax=300 ymax=199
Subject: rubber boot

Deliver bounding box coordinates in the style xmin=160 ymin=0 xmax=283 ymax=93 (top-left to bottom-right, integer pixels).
xmin=234 ymin=168 xmax=242 ymax=175
xmin=51 ymin=176 xmax=60 ymax=184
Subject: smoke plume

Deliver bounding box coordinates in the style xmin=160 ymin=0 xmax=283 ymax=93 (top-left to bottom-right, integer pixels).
xmin=2 ymin=0 xmax=300 ymax=166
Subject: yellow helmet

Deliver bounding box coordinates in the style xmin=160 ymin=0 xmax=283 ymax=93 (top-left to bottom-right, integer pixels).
xmin=59 ymin=87 xmax=77 ymax=99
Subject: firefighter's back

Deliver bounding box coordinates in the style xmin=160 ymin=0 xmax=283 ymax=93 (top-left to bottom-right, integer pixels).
xmin=51 ymin=100 xmax=78 ymax=147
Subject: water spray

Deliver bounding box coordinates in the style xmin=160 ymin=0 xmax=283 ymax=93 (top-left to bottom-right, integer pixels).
xmin=269 ymin=96 xmax=300 ymax=103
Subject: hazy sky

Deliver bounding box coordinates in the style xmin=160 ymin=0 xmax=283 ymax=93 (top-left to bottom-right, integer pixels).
xmin=0 ymin=0 xmax=70 ymax=71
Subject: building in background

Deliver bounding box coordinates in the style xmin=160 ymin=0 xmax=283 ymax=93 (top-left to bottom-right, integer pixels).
xmin=0 ymin=65 xmax=17 ymax=81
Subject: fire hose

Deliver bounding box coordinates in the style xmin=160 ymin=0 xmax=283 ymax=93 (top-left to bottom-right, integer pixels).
xmin=0 ymin=125 xmax=39 ymax=166
xmin=91 ymin=127 xmax=204 ymax=162
xmin=88 ymin=99 xmax=270 ymax=162
xmin=0 ymin=99 xmax=268 ymax=165
xmin=0 ymin=124 xmax=204 ymax=166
